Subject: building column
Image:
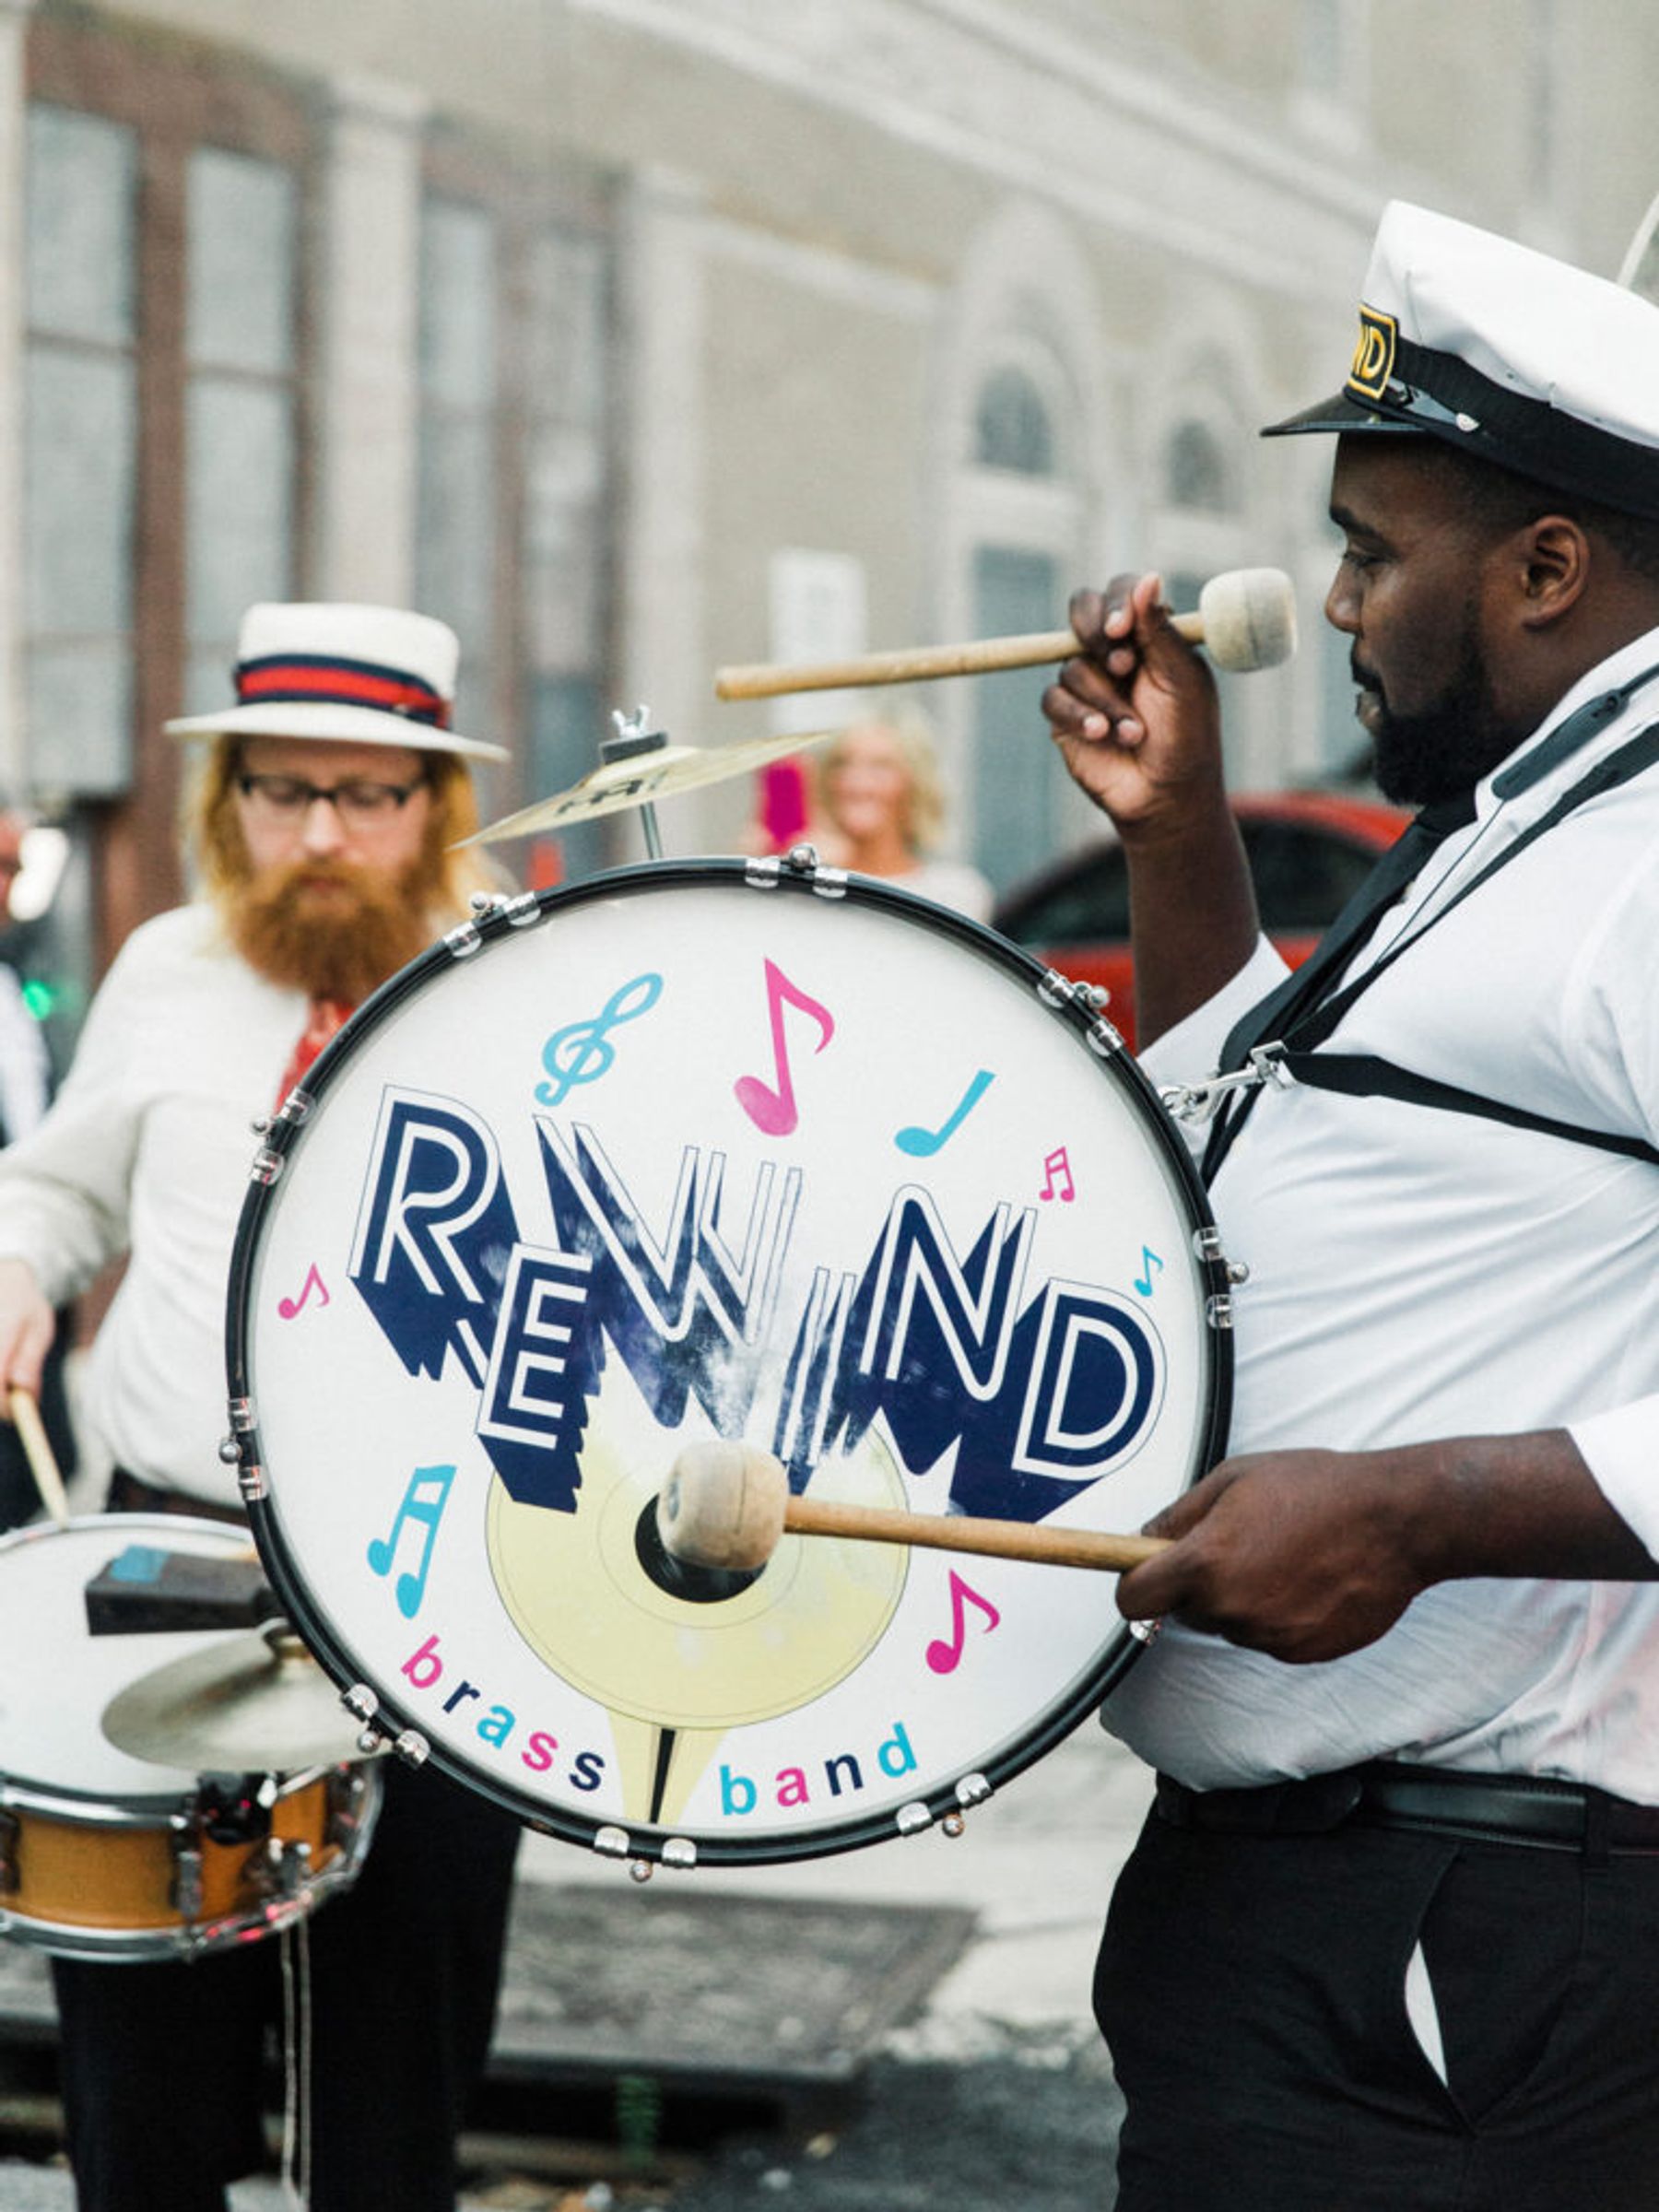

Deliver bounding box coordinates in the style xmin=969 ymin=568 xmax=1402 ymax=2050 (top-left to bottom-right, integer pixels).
xmin=314 ymin=72 xmax=429 ymax=608
xmin=0 ymin=0 xmax=37 ymax=792
xmin=617 ymin=165 xmax=707 ymax=769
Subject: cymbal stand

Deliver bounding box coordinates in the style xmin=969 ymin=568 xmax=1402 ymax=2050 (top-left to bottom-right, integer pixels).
xmin=604 ymin=705 xmax=668 ymax=861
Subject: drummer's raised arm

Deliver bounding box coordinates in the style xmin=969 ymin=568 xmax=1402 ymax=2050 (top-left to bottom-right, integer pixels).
xmin=1041 ymin=571 xmax=1260 ymax=1048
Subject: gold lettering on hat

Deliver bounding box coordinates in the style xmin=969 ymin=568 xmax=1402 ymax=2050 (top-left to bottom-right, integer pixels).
xmin=1347 ymin=306 xmax=1397 ymax=402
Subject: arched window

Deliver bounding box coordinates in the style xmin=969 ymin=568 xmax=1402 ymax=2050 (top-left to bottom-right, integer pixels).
xmin=1164 ymin=418 xmax=1233 ymax=514
xmin=974 ymin=364 xmax=1055 ymax=477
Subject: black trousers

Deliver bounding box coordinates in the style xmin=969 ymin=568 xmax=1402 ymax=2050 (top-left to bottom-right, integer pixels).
xmin=52 ymin=1759 xmax=522 ymax=2212
xmin=1095 ymin=1806 xmax=1659 ymax=2211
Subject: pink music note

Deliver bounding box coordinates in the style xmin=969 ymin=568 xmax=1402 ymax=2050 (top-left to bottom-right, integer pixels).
xmin=278 ymin=1262 xmax=331 ymax=1319
xmin=366 ymin=1465 xmax=456 ymax=1618
xmin=925 ymin=1569 xmax=1002 ymax=1675
xmin=734 ymin=959 xmax=835 ymax=1136
xmin=1039 ymin=1146 xmax=1075 ymax=1203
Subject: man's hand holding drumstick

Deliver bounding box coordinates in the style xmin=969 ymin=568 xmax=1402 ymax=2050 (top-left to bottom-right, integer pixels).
xmin=0 ymin=1253 xmax=69 ymax=1523
xmin=1041 ymin=573 xmax=1262 ymax=1048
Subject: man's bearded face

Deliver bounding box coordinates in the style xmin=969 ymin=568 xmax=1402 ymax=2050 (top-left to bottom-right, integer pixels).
xmin=219 ymin=739 xmax=444 ymax=1006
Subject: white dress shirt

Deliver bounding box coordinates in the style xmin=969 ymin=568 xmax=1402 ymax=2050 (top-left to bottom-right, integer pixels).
xmin=0 ymin=906 xmax=312 ymax=1508
xmin=1109 ymin=626 xmax=1659 ymax=1801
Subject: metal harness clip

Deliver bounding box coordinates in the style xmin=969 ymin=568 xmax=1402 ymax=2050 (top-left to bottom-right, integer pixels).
xmin=1161 ymin=1041 xmax=1290 ymax=1124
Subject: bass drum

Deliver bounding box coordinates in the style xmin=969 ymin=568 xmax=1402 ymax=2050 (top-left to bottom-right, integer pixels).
xmin=226 ymin=859 xmax=1234 ymax=1868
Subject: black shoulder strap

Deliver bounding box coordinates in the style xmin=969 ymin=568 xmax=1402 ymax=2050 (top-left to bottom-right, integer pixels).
xmin=1203 ymin=715 xmax=1659 ymax=1182
xmin=1280 ymin=1051 xmax=1659 ymax=1167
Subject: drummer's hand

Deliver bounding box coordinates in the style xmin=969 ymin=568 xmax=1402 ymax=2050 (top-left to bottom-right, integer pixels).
xmin=0 ymin=1257 xmax=56 ymax=1411
xmin=1114 ymin=1446 xmax=1442 ymax=1665
xmin=1041 ymin=572 xmax=1225 ymax=840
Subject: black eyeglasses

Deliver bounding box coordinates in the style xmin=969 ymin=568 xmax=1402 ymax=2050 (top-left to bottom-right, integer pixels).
xmin=235 ymin=772 xmax=426 ymax=829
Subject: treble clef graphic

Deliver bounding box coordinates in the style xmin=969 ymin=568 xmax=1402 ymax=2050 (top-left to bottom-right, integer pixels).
xmin=537 ymin=971 xmax=664 ymax=1106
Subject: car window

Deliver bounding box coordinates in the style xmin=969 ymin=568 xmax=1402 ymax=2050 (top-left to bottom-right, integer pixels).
xmin=996 ymin=845 xmax=1130 ymax=944
xmin=1242 ymin=822 xmax=1380 ymax=931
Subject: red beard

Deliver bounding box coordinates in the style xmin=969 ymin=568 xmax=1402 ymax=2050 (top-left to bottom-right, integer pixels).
xmin=224 ymin=856 xmax=439 ymax=1006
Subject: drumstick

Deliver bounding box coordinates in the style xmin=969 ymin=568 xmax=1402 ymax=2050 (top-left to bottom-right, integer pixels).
xmin=713 ymin=565 xmax=1296 ymax=699
xmin=657 ymin=1441 xmax=1170 ymax=1576
xmin=9 ymin=1384 xmax=69 ymax=1528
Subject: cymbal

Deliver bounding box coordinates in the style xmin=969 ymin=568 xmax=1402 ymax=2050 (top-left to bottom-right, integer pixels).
xmin=101 ymin=1625 xmax=365 ymax=1773
xmin=465 ymin=726 xmax=838 ymax=847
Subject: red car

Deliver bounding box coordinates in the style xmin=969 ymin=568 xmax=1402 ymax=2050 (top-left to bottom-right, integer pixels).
xmin=990 ymin=790 xmax=1408 ymax=1052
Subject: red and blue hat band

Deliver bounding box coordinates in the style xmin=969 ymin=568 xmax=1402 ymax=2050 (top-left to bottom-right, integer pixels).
xmin=234 ymin=652 xmax=452 ymax=728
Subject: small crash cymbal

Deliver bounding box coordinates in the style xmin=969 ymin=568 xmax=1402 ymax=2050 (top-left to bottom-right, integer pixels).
xmin=102 ymin=1624 xmax=364 ymax=1773
xmin=465 ymin=726 xmax=838 ymax=846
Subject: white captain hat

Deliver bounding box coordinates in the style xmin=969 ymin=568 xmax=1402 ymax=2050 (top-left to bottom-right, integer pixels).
xmin=1264 ymin=200 xmax=1659 ymax=522
xmin=166 ymin=602 xmax=509 ymax=762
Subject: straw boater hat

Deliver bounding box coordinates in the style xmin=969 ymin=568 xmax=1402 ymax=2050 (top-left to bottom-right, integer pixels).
xmin=165 ymin=602 xmax=509 ymax=762
xmin=1263 ymin=200 xmax=1659 ymax=523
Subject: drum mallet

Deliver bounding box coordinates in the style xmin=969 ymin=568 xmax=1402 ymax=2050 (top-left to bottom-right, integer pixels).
xmin=657 ymin=1440 xmax=1170 ymax=1576
xmin=712 ymin=566 xmax=1297 ymax=700
xmin=8 ymin=1384 xmax=70 ymax=1528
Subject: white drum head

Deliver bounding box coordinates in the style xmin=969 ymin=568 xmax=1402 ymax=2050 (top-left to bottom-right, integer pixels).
xmin=229 ymin=865 xmax=1230 ymax=1865
xmin=0 ymin=1516 xmax=267 ymax=1807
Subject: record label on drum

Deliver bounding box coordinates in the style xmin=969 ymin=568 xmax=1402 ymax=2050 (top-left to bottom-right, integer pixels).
xmin=232 ymin=871 xmax=1227 ymax=1864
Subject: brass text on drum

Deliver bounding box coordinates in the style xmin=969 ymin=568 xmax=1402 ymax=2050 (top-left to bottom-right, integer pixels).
xmin=400 ymin=1631 xmax=606 ymax=1793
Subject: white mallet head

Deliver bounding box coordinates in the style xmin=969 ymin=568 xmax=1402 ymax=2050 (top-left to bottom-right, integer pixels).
xmin=1187 ymin=567 xmax=1298 ymax=673
xmin=657 ymin=1441 xmax=790 ymax=1573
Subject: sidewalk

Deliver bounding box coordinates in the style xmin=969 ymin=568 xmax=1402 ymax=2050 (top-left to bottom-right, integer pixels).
xmin=0 ymin=1723 xmax=1151 ymax=2208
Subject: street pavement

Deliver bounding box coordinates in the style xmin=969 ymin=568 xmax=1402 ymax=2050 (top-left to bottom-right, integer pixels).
xmin=0 ymin=1722 xmax=1152 ymax=2209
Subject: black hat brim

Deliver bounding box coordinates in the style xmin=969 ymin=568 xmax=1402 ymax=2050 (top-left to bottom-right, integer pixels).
xmin=1261 ymin=390 xmax=1428 ymax=440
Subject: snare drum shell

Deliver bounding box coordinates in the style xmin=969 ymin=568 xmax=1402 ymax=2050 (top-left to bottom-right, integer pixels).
xmin=0 ymin=1516 xmax=382 ymax=1960
xmin=229 ymin=863 xmax=1233 ymax=1868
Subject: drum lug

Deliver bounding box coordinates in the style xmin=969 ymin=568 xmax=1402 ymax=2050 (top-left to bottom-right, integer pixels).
xmin=441 ymin=919 xmax=485 ymax=960
xmin=391 ymin=1728 xmax=429 ymax=1768
xmin=743 ymin=844 xmax=849 ymax=899
xmin=593 ymin=1823 xmax=632 ymax=1861
xmin=237 ymin=1461 xmax=268 ymax=1504
xmin=1205 ymin=1293 xmax=1236 ymax=1331
xmin=1128 ymin=1616 xmax=1163 ymax=1646
xmin=661 ymin=1835 xmax=698 ymax=1870
xmin=248 ymin=1147 xmax=285 ymax=1187
xmin=171 ymin=1841 xmax=205 ymax=1923
xmin=1035 ymin=971 xmax=1123 ymax=1054
xmin=895 ymin=1800 xmax=933 ymax=1836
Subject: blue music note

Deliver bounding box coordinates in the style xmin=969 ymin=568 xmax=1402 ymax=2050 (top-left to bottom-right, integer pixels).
xmin=537 ymin=973 xmax=663 ymax=1108
xmin=896 ymin=1068 xmax=994 ymax=1157
xmin=367 ymin=1465 xmax=456 ymax=1618
xmin=1134 ymin=1246 xmax=1164 ymax=1298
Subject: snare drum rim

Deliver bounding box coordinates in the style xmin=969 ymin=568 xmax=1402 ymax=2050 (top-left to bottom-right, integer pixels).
xmin=226 ymin=858 xmax=1231 ymax=1866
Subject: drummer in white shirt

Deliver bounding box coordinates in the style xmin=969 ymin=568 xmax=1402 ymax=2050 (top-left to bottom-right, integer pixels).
xmin=0 ymin=602 xmax=523 ymax=2212
xmin=1043 ymin=202 xmax=1659 ymax=2212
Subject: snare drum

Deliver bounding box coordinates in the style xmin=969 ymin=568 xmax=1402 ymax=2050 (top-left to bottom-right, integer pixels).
xmin=0 ymin=1516 xmax=380 ymax=1959
xmin=227 ymin=860 xmax=1235 ymax=1867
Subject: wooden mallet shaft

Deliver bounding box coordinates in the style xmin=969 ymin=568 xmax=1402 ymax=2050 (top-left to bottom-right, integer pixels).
xmin=712 ymin=565 xmax=1296 ymax=700
xmin=785 ymin=1491 xmax=1168 ymax=1572
xmin=657 ymin=1441 xmax=1168 ymax=1575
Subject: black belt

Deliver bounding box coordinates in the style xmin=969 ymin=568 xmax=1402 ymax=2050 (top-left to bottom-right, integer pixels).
xmin=1154 ymin=1763 xmax=1659 ymax=1857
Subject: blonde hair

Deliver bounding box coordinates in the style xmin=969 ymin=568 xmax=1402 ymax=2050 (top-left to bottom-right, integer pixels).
xmin=818 ymin=702 xmax=948 ymax=855
xmin=182 ymin=735 xmax=501 ymax=922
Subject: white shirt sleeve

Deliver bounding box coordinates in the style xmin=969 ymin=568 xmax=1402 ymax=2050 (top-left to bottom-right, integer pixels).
xmin=1569 ymin=1398 xmax=1659 ymax=1559
xmin=0 ymin=935 xmax=149 ymax=1304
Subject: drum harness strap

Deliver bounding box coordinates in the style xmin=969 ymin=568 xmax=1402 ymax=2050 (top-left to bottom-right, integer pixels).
xmin=1169 ymin=692 xmax=1659 ymax=1187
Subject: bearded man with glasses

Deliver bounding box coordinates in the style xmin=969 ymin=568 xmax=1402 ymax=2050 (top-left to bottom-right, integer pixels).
xmin=0 ymin=603 xmax=525 ymax=2212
